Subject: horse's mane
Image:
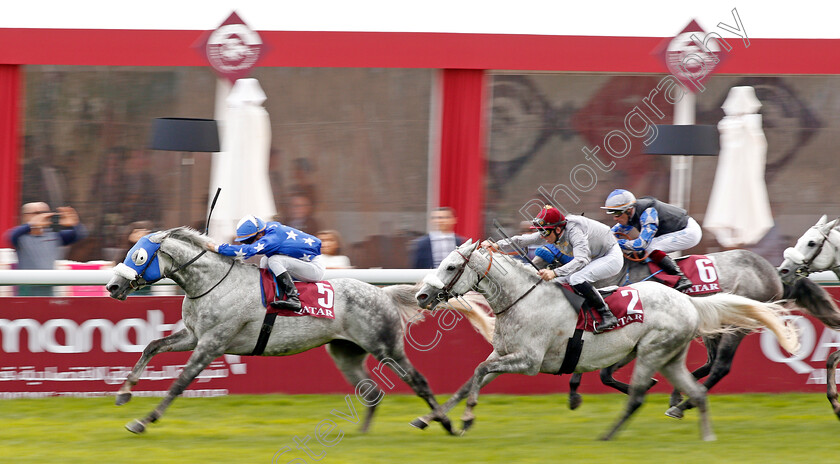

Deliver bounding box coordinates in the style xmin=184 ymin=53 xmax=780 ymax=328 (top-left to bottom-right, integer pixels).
xmin=482 ymin=247 xmax=540 ymax=277
xmin=168 ymin=226 xmax=213 ymax=247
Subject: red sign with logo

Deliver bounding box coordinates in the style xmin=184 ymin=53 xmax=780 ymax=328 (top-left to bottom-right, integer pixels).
xmin=195 ymin=11 xmax=265 ymax=83
xmin=1 ymin=291 xmax=838 ymax=398
xmin=652 ymin=20 xmax=729 ymax=93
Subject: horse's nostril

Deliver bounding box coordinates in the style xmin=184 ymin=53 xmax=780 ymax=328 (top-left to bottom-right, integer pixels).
xmin=417 ymin=293 xmax=428 ymax=301
xmin=780 ymin=269 xmax=789 ymax=274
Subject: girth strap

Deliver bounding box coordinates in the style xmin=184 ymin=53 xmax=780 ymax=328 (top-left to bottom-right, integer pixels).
xmin=557 ymin=328 xmax=585 ymax=375
xmin=250 ymin=310 xmax=279 ymax=356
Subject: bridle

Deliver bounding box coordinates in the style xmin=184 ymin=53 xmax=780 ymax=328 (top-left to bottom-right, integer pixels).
xmin=129 ymin=238 xmax=235 ymax=299
xmin=437 ymin=246 xmax=541 ymax=316
xmin=785 ymin=226 xmax=840 ymax=279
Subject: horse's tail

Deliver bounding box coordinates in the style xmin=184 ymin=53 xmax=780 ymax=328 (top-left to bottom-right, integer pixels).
xmin=782 ymin=278 xmax=840 ymax=330
xmin=690 ymin=293 xmax=800 ymax=354
xmin=382 ymin=284 xmax=495 ymax=343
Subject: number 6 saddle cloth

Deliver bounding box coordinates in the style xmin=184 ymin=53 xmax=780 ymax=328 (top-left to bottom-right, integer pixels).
xmin=259 ymin=269 xmax=336 ymax=319
xmin=648 ymin=254 xmax=722 ymax=296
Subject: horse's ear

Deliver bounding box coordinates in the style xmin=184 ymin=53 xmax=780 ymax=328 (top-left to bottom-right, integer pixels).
xmin=816 ymin=215 xmax=828 ymax=226
xmin=826 ymin=218 xmax=840 ymax=231
xmin=462 ymin=238 xmax=474 ymax=248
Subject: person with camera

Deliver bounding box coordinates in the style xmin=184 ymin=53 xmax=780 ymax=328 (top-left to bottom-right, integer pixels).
xmin=5 ymin=202 xmax=88 ymax=296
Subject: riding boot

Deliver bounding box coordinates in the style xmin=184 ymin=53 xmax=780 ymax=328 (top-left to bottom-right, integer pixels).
xmin=270 ymin=271 xmax=302 ymax=311
xmin=657 ymin=255 xmax=693 ymax=292
xmin=572 ymin=282 xmax=618 ymax=334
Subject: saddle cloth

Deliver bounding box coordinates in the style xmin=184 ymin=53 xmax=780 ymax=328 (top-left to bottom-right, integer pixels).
xmin=259 ymin=269 xmax=336 ymax=319
xmin=562 ymin=285 xmax=645 ymax=333
xmin=647 ymin=255 xmax=722 ymax=296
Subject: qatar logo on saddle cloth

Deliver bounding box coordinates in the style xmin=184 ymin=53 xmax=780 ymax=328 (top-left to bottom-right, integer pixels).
xmin=259 ymin=269 xmax=335 ymax=319
xmin=571 ymin=286 xmax=645 ymax=333
xmin=648 ymin=255 xmax=721 ymax=295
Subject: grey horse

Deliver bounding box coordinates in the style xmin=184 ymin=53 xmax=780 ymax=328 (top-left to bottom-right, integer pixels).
xmin=105 ymin=227 xmax=492 ymax=434
xmin=778 ymin=215 xmax=840 ymax=420
xmin=566 ymin=246 xmax=840 ymax=419
xmin=413 ymin=240 xmax=798 ymax=441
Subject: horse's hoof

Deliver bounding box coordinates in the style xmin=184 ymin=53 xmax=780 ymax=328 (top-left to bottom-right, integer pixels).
xmin=115 ymin=393 xmax=132 ymax=406
xmin=461 ymin=418 xmax=474 ymax=433
xmin=409 ymin=418 xmax=429 ymax=430
xmin=664 ymin=406 xmax=684 ymax=420
xmin=669 ymin=395 xmax=683 ymax=408
xmin=569 ymin=393 xmax=583 ymax=410
xmin=125 ymin=419 xmax=146 ymax=434
xmin=703 ymin=433 xmax=717 ymax=442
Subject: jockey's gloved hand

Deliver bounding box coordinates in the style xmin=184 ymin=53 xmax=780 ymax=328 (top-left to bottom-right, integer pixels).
xmin=535 ymin=244 xmax=573 ymax=269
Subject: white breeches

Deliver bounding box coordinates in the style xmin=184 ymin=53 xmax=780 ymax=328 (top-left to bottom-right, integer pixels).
xmin=261 ymin=255 xmax=326 ymax=282
xmin=648 ymin=217 xmax=702 ymax=253
xmin=562 ymin=244 xmax=625 ymax=286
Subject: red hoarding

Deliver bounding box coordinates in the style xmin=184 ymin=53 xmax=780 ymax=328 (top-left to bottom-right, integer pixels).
xmin=1 ymin=291 xmax=838 ymax=398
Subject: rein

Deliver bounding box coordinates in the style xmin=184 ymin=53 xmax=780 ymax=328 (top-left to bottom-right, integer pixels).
xmin=133 ymin=238 xmax=235 ymax=300
xmin=454 ymin=247 xmax=542 ymax=317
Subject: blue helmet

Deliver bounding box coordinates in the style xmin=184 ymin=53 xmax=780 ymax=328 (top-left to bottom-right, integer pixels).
xmin=234 ymin=215 xmax=266 ymax=242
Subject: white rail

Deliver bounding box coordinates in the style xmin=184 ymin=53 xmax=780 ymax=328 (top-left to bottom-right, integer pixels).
xmin=0 ymin=269 xmax=433 ymax=286
xmin=0 ymin=269 xmax=835 ymax=286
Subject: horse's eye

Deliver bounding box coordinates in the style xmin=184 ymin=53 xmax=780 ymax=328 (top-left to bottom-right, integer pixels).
xmin=446 ymin=265 xmax=456 ymax=271
xmin=808 ymin=241 xmax=816 ymax=247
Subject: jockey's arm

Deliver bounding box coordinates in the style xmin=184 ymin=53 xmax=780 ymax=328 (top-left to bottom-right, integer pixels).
xmin=487 ymin=232 xmax=543 ymax=253
xmin=216 ymin=240 xmax=266 ymax=259
xmin=553 ymin=226 xmax=591 ymax=276
xmin=617 ymin=207 xmax=659 ymax=253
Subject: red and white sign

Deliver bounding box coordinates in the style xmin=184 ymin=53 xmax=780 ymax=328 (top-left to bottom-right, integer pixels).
xmin=652 ymin=19 xmax=729 ymax=93
xmin=196 ymin=11 xmax=265 ymax=83
xmin=1 ymin=290 xmax=839 ymax=398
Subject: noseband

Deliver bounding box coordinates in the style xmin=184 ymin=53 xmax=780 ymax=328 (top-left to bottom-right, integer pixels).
xmin=788 ymin=227 xmax=833 ymax=278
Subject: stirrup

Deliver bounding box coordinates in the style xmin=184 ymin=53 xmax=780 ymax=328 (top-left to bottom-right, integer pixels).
xmin=594 ymin=317 xmax=618 ymax=334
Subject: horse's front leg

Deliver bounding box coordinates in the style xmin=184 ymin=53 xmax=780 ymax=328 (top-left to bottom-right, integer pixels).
xmin=568 ymin=373 xmax=583 ymax=410
xmin=459 ymin=352 xmax=539 ymax=434
xmin=116 ymin=328 xmax=197 ymax=406
xmin=125 ymin=333 xmax=228 ymax=434
xmin=826 ymin=349 xmax=840 ymax=420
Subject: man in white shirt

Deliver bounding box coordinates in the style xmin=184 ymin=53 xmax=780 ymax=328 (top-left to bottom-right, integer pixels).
xmin=410 ymin=207 xmax=466 ymax=269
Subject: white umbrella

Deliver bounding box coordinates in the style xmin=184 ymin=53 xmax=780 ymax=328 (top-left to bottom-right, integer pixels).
xmin=704 ymin=86 xmax=773 ymax=247
xmin=208 ymin=78 xmax=276 ymax=242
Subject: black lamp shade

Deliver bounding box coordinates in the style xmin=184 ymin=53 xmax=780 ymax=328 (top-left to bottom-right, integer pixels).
xmin=149 ymin=118 xmax=220 ymax=152
xmin=644 ymin=125 xmax=719 ymax=156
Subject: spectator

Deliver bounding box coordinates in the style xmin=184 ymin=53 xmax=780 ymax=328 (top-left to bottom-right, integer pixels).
xmin=5 ymin=202 xmax=87 ymax=296
xmin=410 ymin=207 xmax=466 ymax=269
xmin=316 ymin=230 xmax=353 ymax=269
xmin=282 ymin=192 xmax=321 ymax=234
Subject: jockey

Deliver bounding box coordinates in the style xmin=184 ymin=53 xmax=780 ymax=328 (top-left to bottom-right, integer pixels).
xmin=601 ymin=189 xmax=702 ymax=292
xmin=207 ymin=215 xmax=324 ymax=311
xmin=481 ymin=205 xmax=623 ymax=334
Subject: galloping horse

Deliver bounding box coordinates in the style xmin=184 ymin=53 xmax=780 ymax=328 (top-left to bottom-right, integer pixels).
xmin=778 ymin=215 xmax=840 ymax=420
xmin=413 ymin=240 xmax=798 ymax=441
xmin=567 ymin=245 xmax=840 ymax=419
xmin=105 ymin=227 xmax=493 ymax=434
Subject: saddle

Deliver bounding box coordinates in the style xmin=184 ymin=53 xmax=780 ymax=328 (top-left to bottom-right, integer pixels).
xmin=645 ymin=255 xmax=721 ymax=295
xmin=259 ymin=269 xmax=335 ymax=319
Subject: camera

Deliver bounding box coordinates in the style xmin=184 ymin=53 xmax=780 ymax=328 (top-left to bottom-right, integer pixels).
xmin=51 ymin=213 xmax=62 ymax=231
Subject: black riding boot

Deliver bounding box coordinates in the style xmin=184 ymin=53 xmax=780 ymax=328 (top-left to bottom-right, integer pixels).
xmin=572 ymin=282 xmax=618 ymax=334
xmin=270 ymin=271 xmax=302 ymax=311
xmin=657 ymin=255 xmax=693 ymax=292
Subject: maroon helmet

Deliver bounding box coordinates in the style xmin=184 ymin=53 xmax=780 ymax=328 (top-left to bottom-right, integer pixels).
xmin=530 ymin=206 xmax=566 ymax=236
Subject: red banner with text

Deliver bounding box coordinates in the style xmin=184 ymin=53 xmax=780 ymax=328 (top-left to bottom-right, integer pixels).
xmin=1 ymin=291 xmax=839 ymax=398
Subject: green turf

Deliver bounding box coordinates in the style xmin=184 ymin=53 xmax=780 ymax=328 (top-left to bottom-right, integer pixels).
xmin=0 ymin=393 xmax=837 ymax=463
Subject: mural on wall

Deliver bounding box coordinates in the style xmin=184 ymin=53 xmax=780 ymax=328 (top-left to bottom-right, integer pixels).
xmin=484 ymin=73 xmax=833 ymax=265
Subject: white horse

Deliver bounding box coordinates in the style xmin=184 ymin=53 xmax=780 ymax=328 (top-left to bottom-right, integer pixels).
xmin=413 ymin=240 xmax=799 ymax=441
xmin=105 ymin=227 xmax=494 ymax=434
xmin=778 ymin=214 xmax=840 ymax=419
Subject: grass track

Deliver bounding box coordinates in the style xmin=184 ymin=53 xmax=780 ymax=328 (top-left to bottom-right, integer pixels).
xmin=0 ymin=393 xmax=837 ymax=463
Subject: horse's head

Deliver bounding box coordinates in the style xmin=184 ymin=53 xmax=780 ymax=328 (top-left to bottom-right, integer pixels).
xmin=106 ymin=230 xmax=170 ymax=300
xmin=779 ymin=215 xmax=840 ymax=284
xmin=415 ymin=239 xmax=480 ymax=310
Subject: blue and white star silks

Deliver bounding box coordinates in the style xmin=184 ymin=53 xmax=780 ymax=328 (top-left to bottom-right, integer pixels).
xmin=217 ymin=221 xmax=321 ymax=260
xmin=612 ymin=207 xmax=660 ymax=253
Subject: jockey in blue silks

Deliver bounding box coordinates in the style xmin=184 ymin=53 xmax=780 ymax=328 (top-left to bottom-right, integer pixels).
xmin=601 ymin=189 xmax=702 ymax=292
xmin=208 ymin=215 xmax=324 ymax=311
